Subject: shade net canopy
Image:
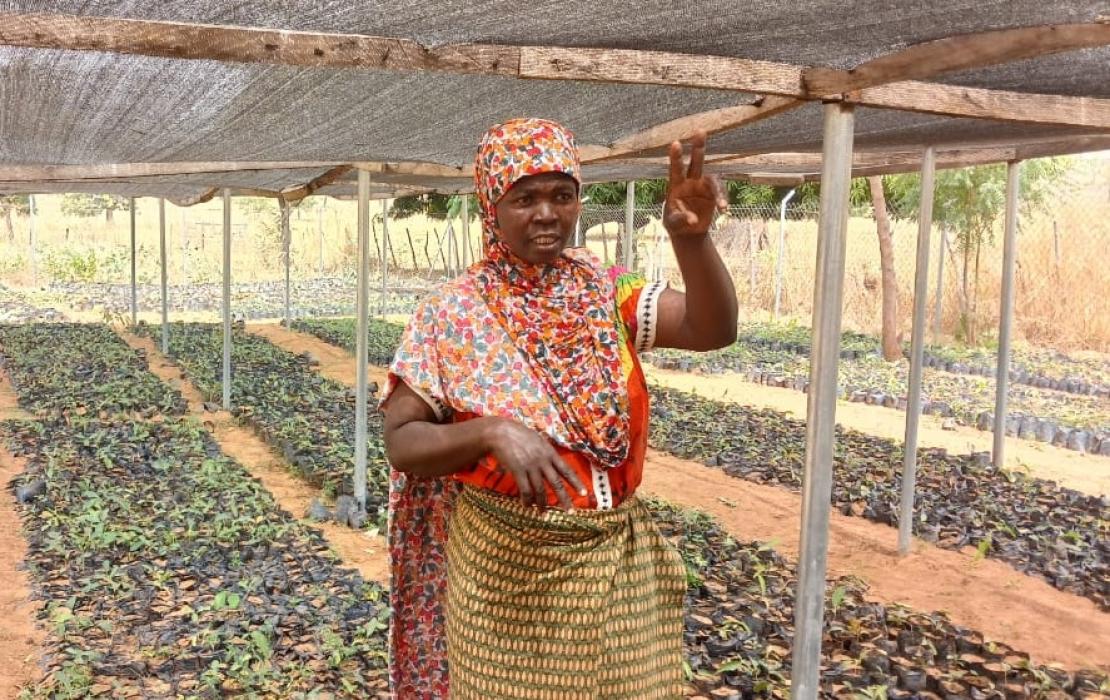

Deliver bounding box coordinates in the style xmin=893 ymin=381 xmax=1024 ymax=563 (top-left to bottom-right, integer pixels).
xmin=0 ymin=1 xmax=1107 ymax=200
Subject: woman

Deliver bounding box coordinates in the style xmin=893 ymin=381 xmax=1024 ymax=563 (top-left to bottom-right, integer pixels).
xmin=382 ymin=118 xmax=737 ymax=699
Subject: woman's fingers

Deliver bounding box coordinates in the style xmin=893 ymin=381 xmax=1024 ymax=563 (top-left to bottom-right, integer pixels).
xmin=686 ymin=131 xmax=706 ymax=181
xmin=540 ymin=462 xmax=574 ymax=510
xmin=551 ymin=454 xmax=587 ymax=496
xmin=668 ymin=141 xmax=685 ymax=186
xmin=709 ymin=175 xmax=728 ymax=211
xmin=523 ymin=468 xmax=547 ymax=508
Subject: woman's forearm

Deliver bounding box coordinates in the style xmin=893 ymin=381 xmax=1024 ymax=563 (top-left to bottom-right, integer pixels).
xmin=671 ymin=234 xmax=738 ymax=350
xmin=385 ymin=416 xmax=501 ymax=478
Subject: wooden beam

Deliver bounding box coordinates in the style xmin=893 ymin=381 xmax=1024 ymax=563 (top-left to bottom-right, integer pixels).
xmin=849 ymin=80 xmax=1110 ymax=128
xmin=353 ymin=161 xmax=470 ymax=179
xmin=0 ymin=160 xmax=344 ymax=182
xmin=282 ymin=164 xmax=354 ymax=202
xmin=0 ymin=12 xmax=520 ymax=75
xmin=579 ymin=96 xmax=803 ymax=162
xmin=519 ymin=45 xmax=803 ymax=95
xmin=805 ymin=23 xmax=1110 ymax=96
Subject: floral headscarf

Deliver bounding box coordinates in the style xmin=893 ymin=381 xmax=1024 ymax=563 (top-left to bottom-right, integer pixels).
xmin=386 ymin=118 xmax=630 ymax=468
xmin=470 ymin=118 xmax=629 ymax=468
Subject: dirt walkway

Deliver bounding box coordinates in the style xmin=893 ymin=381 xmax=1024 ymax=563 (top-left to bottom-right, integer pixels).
xmin=646 ymin=367 xmax=1110 ymax=497
xmin=0 ymin=372 xmax=46 ymax=697
xmin=117 ymin=330 xmax=389 ymax=584
xmin=641 ymin=450 xmax=1110 ymax=671
xmin=251 ymin=323 xmax=1110 ymax=671
xmin=246 ymin=323 xmax=390 ymax=388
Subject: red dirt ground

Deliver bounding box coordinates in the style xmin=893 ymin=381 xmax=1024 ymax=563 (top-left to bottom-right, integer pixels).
xmin=0 ymin=371 xmax=47 ymax=697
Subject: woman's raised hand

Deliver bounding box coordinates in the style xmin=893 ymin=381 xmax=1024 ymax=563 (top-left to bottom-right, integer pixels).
xmin=663 ymin=130 xmax=728 ymax=238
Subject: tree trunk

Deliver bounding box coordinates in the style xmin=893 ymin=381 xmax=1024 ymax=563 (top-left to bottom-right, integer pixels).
xmin=868 ymin=176 xmax=901 ymax=361
xmin=3 ymin=208 xmax=13 ymax=242
xmin=106 ymin=208 xmax=114 ymax=224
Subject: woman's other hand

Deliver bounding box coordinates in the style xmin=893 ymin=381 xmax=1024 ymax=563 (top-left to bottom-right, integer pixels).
xmin=485 ymin=418 xmax=587 ymax=510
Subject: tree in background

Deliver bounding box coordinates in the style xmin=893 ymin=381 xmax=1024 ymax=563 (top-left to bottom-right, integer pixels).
xmin=0 ymin=194 xmax=30 ymax=241
xmin=61 ymin=194 xmax=131 ymax=223
xmin=887 ymin=158 xmax=1070 ymax=345
xmin=388 ymin=193 xmax=478 ymax=221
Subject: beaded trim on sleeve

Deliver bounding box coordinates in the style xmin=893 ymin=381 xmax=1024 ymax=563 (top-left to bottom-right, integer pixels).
xmin=635 ymin=281 xmax=667 ymax=354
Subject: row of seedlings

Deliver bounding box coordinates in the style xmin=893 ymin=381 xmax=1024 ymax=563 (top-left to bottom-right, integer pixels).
xmin=133 ymin=322 xmax=390 ymax=527
xmin=650 ymin=386 xmax=1108 ymax=610
xmin=730 ymin=321 xmax=1109 ymax=398
xmin=289 ymin=318 xmax=405 ymax=366
xmin=0 ymin=323 xmax=186 ymax=418
xmin=647 ymin=343 xmax=1110 ymax=454
xmin=0 ymin=324 xmax=389 ymax=697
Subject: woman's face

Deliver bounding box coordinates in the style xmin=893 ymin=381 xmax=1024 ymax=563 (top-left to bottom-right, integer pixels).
xmin=494 ymin=173 xmax=581 ymax=265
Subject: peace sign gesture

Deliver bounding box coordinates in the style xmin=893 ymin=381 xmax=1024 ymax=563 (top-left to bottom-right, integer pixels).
xmin=663 ymin=130 xmax=728 ymax=238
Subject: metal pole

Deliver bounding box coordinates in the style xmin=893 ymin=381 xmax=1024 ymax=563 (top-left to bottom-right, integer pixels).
xmin=933 ymin=226 xmax=946 ymax=345
xmin=159 ymin=198 xmax=169 ymax=354
xmin=281 ymin=199 xmax=291 ymax=326
xmin=129 ymin=198 xmax=137 ymax=326
xmin=221 ymin=189 xmax=232 ymax=411
xmin=317 ymin=199 xmax=326 ymax=277
xmin=354 ymin=171 xmax=371 ymax=511
xmin=446 ymin=221 xmax=455 ymax=277
xmin=461 ymin=196 xmax=470 ymax=268
xmin=380 ymin=199 xmax=389 ymax=319
xmin=898 ymin=146 xmax=935 ymax=556
xmin=775 ymin=188 xmax=798 ymax=317
xmin=180 ymin=207 xmax=188 ymax=282
xmin=791 ymin=102 xmax=855 ymax=700
xmin=748 ymin=224 xmax=757 ymax=299
xmin=28 ymin=195 xmax=37 ymax=285
xmin=623 ymin=181 xmax=635 ymax=270
xmin=992 ymin=161 xmax=1021 ymax=469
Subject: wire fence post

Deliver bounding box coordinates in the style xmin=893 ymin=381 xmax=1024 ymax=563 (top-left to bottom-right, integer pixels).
xmin=774 ymin=188 xmax=797 ymax=317
xmin=899 ymin=146 xmax=935 ymax=556
xmin=933 ymin=226 xmax=946 ymax=344
xmin=791 ymin=102 xmax=855 ymax=700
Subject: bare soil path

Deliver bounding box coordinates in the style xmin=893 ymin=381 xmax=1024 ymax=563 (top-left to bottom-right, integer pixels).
xmin=641 ymin=450 xmax=1110 ymax=672
xmin=246 ymin=322 xmax=390 ymax=388
xmin=646 ymin=367 xmax=1110 ymax=497
xmin=116 ymin=329 xmax=389 ymax=585
xmin=0 ymin=370 xmax=47 ymax=697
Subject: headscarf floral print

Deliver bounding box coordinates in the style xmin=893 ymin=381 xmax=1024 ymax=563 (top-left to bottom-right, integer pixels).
xmin=471 ymin=118 xmax=630 ymax=469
